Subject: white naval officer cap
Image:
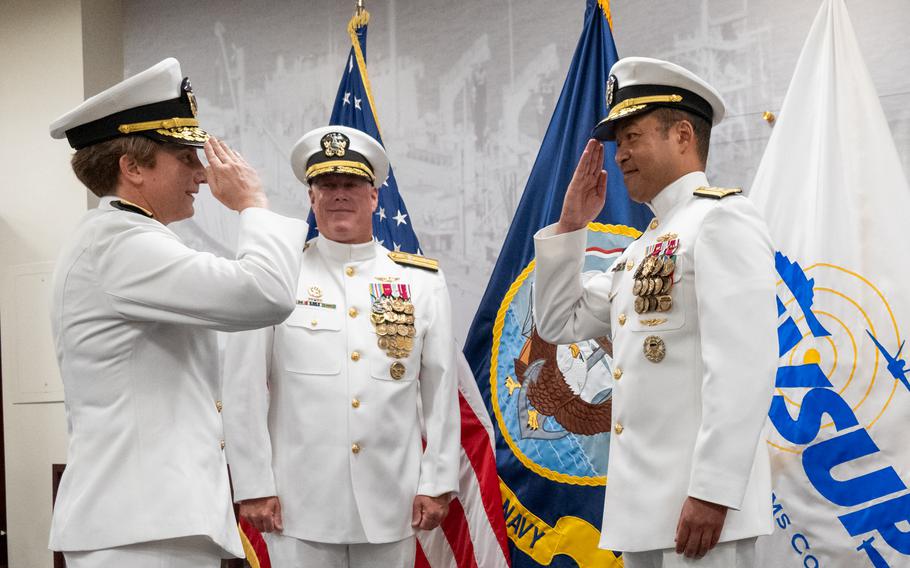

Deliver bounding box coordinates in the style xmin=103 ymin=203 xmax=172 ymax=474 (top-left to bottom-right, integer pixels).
xmin=592 ymin=56 xmax=726 ymax=141
xmin=49 ymin=58 xmax=208 ymax=149
xmin=290 ymin=126 xmax=390 ymax=189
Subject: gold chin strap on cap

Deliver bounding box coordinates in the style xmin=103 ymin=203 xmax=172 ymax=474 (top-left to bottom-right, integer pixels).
xmin=607 ymin=94 xmax=683 ymax=121
xmin=118 ymin=117 xmax=200 ymax=134
xmin=306 ymin=160 xmax=375 ymax=183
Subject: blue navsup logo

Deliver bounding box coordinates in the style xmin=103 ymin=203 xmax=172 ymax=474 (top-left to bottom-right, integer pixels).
xmin=770 ymin=252 xmax=910 ymax=567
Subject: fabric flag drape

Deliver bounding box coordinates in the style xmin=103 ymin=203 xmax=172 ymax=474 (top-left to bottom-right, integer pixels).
xmin=240 ymin=9 xmax=512 ymax=568
xmin=750 ymin=1 xmax=910 ymax=566
xmin=462 ymin=1 xmax=651 ymax=566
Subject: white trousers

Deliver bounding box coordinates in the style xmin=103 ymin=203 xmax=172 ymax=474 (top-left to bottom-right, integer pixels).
xmin=622 ymin=537 xmax=757 ymax=568
xmin=62 ymin=536 xmax=226 ymax=568
xmin=263 ymin=532 xmax=416 ymax=568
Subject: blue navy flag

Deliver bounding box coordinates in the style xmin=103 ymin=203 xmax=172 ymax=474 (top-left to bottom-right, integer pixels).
xmin=462 ymin=1 xmax=651 ymax=566
xmin=305 ymin=12 xmax=419 ymax=255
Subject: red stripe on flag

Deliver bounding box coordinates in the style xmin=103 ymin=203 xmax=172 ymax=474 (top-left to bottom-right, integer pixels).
xmin=455 ymin=392 xmax=511 ymax=561
xmin=440 ymin=497 xmax=479 ymax=568
xmin=415 ymin=540 xmax=431 ymax=568
xmin=239 ymin=517 xmax=271 ymax=568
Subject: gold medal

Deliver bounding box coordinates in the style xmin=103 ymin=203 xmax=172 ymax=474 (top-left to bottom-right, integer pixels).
xmin=645 ymin=256 xmax=660 ymax=277
xmin=390 ymin=361 xmax=406 ymax=380
xmin=392 ymin=299 xmax=405 ymax=312
xmin=652 ymin=277 xmax=663 ymax=294
xmin=634 ymin=296 xmax=647 ymax=314
xmin=395 ymin=324 xmax=406 ymax=336
xmin=643 ymin=335 xmax=666 ymax=363
xmin=378 ymin=336 xmax=391 ymax=350
xmin=633 ymin=279 xmax=644 ymax=296
xmin=645 ymin=278 xmax=656 ymax=296
xmin=648 ymin=296 xmax=658 ymax=312
xmin=661 ymin=277 xmax=673 ymax=294
xmin=660 ymin=256 xmax=675 ymax=276
xmin=404 ymin=303 xmax=414 ymax=315
xmin=408 ymin=326 xmax=416 ymax=337
xmin=634 ymin=259 xmax=646 ymax=278
xmin=371 ymin=312 xmax=385 ymax=324
xmin=657 ymin=295 xmax=673 ymax=312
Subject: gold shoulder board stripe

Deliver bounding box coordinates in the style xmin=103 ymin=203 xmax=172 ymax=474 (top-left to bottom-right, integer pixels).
xmin=693 ymin=186 xmax=742 ymax=199
xmin=388 ymin=251 xmax=439 ymax=272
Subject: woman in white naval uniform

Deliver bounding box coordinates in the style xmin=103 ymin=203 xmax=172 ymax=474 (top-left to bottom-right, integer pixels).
xmin=224 ymin=126 xmax=461 ymax=568
xmin=533 ymin=58 xmax=777 ymax=568
xmin=47 ymin=58 xmax=307 ymax=567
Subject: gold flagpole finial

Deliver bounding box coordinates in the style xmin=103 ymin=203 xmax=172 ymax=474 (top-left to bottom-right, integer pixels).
xmin=355 ymin=0 xmax=365 ymax=17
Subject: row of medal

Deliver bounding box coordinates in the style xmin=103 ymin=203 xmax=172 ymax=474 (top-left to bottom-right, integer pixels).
xmin=370 ymin=283 xmax=416 ymax=361
xmin=632 ymin=237 xmax=679 ymax=314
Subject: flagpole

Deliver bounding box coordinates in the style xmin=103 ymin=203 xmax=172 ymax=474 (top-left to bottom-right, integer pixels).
xmin=355 ymin=0 xmax=365 ymax=17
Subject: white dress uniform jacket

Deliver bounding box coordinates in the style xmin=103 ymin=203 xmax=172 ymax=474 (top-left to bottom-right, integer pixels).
xmin=533 ymin=171 xmax=777 ymax=552
xmin=224 ymin=237 xmax=461 ymax=544
xmin=49 ymin=197 xmax=307 ymax=555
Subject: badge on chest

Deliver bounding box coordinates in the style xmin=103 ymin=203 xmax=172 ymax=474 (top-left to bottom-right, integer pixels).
xmin=370 ymin=283 xmax=416 ymax=366
xmin=633 ymin=234 xmax=678 ymax=314
xmin=297 ymin=285 xmax=337 ymax=310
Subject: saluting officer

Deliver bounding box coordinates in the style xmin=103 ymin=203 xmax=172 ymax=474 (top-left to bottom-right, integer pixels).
xmin=533 ymin=57 xmax=777 ymax=567
xmin=47 ymin=58 xmax=307 ymax=567
xmin=223 ymin=126 xmax=461 ymax=568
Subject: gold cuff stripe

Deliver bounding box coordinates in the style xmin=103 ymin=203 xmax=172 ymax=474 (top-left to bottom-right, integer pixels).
xmin=388 ymin=252 xmax=439 ymax=272
xmin=306 ymin=160 xmax=375 ymax=181
xmin=607 ymin=94 xmax=683 ymax=120
xmin=118 ymin=117 xmax=200 ymax=134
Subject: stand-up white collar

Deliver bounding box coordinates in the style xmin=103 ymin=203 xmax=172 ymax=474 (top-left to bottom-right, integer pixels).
xmin=316 ymin=236 xmax=377 ymax=263
xmin=647 ymin=171 xmax=709 ymax=220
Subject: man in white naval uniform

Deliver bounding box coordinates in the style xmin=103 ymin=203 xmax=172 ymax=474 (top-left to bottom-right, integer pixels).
xmin=223 ymin=126 xmax=461 ymax=567
xmin=47 ymin=58 xmax=307 ymax=567
xmin=533 ymin=57 xmax=777 ymax=567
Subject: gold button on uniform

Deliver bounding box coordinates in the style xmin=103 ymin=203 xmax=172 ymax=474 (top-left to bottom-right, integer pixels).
xmin=220 ymin=440 xmax=226 ymax=450
xmin=345 ymin=266 xmax=355 ymax=277
xmin=351 ymin=443 xmax=361 ymax=454
xmin=649 ymin=218 xmax=659 ymax=230
xmin=626 ymin=259 xmax=634 ymax=271
xmin=215 ymin=401 xmax=223 ymax=413
xmin=310 ymin=320 xmax=318 ymax=327
xmin=613 ymin=367 xmax=623 ymax=380
xmin=351 ymin=351 xmax=361 ymax=361
xmin=614 ymin=423 xmax=624 ymax=435
xmin=348 ymin=307 xmax=358 ymax=318
xmin=351 ymin=398 xmax=360 ymax=408
xmin=618 ymin=313 xmax=627 ymax=326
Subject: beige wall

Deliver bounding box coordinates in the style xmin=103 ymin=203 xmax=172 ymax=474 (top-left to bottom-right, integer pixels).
xmin=0 ymin=0 xmax=121 ymax=565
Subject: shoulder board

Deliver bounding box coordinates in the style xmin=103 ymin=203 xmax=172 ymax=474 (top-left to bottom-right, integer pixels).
xmin=693 ymin=186 xmax=742 ymax=199
xmin=388 ymin=251 xmax=439 ymax=272
xmin=111 ymin=199 xmax=154 ymax=218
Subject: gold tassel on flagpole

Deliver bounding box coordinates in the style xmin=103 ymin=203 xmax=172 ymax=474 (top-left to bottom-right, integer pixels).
xmin=351 ymin=0 xmax=369 ymax=29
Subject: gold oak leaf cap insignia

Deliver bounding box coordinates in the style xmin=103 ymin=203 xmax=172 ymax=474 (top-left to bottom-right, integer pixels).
xmin=388 ymin=251 xmax=439 ymax=272
xmin=693 ymin=186 xmax=742 ymax=199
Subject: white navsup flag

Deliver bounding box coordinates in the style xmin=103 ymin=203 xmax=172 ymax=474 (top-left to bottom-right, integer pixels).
xmin=750 ymin=0 xmax=910 ymax=566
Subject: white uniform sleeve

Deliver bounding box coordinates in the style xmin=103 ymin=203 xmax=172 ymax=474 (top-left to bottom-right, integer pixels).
xmin=223 ymin=325 xmax=278 ymax=502
xmin=532 ymin=223 xmax=614 ymax=344
xmin=688 ymin=200 xmax=777 ymax=509
xmin=95 ymin=208 xmax=306 ymax=331
xmin=416 ymin=272 xmax=461 ymax=497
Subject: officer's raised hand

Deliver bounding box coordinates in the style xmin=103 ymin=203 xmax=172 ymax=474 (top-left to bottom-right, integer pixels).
xmin=204 ymin=136 xmax=269 ymax=212
xmin=557 ymin=138 xmax=607 ymax=234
